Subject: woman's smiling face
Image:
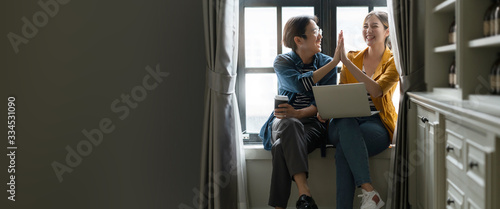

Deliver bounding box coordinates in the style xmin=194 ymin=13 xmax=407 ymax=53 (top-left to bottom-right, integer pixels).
xmin=362 ymin=15 xmax=389 ymax=47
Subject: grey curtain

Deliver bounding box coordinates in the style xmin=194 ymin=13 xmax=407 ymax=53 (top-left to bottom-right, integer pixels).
xmin=386 ymin=0 xmax=426 ymax=208
xmin=199 ymin=0 xmax=248 ymax=208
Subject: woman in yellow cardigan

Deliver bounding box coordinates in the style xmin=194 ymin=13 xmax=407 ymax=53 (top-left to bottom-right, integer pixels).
xmin=327 ymin=11 xmax=399 ymax=209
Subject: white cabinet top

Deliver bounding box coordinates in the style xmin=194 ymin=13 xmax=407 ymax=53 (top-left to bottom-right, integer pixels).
xmin=408 ymin=92 xmax=500 ymax=135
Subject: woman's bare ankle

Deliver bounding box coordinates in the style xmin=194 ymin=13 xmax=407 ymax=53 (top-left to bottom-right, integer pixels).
xmin=361 ymin=183 xmax=374 ymax=192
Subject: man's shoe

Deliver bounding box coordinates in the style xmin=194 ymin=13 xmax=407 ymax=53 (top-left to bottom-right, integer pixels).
xmin=358 ymin=189 xmax=385 ymax=209
xmin=296 ymin=194 xmax=318 ymax=209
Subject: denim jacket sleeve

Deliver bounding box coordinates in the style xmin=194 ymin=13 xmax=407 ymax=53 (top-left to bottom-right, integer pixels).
xmin=259 ymin=112 xmax=274 ymax=150
xmin=317 ymin=53 xmax=336 ymax=86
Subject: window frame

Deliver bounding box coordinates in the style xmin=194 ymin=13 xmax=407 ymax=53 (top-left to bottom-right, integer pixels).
xmin=238 ymin=0 xmax=387 ymax=144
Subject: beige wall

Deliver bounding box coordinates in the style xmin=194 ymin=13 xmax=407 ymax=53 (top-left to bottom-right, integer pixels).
xmin=2 ymin=0 xmax=205 ymax=208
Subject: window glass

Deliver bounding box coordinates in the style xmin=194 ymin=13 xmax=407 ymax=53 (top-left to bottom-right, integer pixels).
xmin=393 ymin=82 xmax=400 ymax=113
xmin=281 ymin=7 xmax=315 ymax=54
xmin=245 ymin=7 xmax=277 ymax=67
xmin=245 ymin=73 xmax=278 ymax=133
xmin=244 ymin=7 xmax=314 ymax=133
xmin=336 ymin=7 xmax=369 ymax=52
xmin=374 ymin=7 xmax=388 ymax=13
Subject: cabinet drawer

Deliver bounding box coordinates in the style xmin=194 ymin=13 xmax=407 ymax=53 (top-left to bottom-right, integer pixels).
xmin=446 ymin=179 xmax=465 ymax=209
xmin=446 ymin=129 xmax=464 ymax=170
xmin=445 ymin=119 xmax=488 ymax=148
xmin=466 ymin=141 xmax=487 ymax=197
xmin=467 ymin=197 xmax=483 ymax=209
xmin=417 ymin=105 xmax=437 ymax=124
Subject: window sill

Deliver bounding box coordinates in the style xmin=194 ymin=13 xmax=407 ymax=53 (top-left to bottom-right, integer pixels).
xmin=244 ymin=144 xmax=272 ymax=160
xmin=244 ymin=144 xmax=394 ymax=160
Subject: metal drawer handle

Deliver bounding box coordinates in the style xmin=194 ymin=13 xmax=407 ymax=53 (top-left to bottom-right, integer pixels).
xmin=469 ymin=161 xmax=479 ymax=169
xmin=447 ymin=198 xmax=455 ymax=205
xmin=446 ymin=145 xmax=454 ymax=152
xmin=420 ymin=117 xmax=428 ymax=123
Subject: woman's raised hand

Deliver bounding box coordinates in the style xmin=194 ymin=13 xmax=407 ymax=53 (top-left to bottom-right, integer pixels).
xmin=333 ymin=37 xmax=342 ymax=64
xmin=337 ymin=30 xmax=348 ymax=63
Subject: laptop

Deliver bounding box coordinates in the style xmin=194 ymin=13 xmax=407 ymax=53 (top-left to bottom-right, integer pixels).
xmin=312 ymin=83 xmax=376 ymax=119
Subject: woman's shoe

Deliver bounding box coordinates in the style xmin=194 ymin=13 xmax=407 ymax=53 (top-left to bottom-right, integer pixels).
xmin=296 ymin=194 xmax=318 ymax=209
xmin=358 ymin=189 xmax=385 ymax=209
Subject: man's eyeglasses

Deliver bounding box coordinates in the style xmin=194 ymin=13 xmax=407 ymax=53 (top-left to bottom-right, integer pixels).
xmin=302 ymin=28 xmax=322 ymax=37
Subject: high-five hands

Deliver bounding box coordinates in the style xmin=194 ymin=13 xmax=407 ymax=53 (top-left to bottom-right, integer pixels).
xmin=337 ymin=30 xmax=348 ymax=63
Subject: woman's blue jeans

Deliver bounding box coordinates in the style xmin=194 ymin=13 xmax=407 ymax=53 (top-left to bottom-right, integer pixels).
xmin=328 ymin=114 xmax=390 ymax=209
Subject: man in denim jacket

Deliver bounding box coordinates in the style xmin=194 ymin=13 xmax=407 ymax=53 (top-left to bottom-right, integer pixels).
xmin=258 ymin=15 xmax=340 ymax=209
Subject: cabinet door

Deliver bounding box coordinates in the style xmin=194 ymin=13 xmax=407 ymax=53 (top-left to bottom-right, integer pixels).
xmin=415 ymin=107 xmax=430 ymax=209
xmin=416 ymin=105 xmax=445 ymax=209
xmin=416 ymin=106 xmax=446 ymax=209
xmin=427 ymin=120 xmax=447 ymax=209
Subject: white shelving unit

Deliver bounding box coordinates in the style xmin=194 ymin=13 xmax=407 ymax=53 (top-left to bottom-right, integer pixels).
xmin=424 ymin=0 xmax=500 ymax=100
xmin=410 ymin=1 xmax=500 ymax=208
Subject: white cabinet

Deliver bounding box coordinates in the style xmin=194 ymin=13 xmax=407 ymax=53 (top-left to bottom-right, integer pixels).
xmin=409 ymin=92 xmax=500 ymax=209
xmin=445 ymin=118 xmax=495 ymax=209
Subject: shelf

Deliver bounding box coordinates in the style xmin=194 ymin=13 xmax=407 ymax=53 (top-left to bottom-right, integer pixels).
xmin=433 ymin=87 xmax=462 ymax=100
xmin=469 ymin=94 xmax=500 ymax=104
xmin=434 ymin=44 xmax=456 ymax=53
xmin=469 ymin=36 xmax=500 ymax=48
xmin=467 ymin=95 xmax=500 ymax=117
xmin=433 ymin=0 xmax=456 ymax=13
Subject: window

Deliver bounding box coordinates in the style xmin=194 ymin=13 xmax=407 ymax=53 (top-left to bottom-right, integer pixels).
xmin=244 ymin=7 xmax=277 ymax=68
xmin=238 ymin=1 xmax=320 ymax=143
xmin=238 ymin=0 xmax=390 ymax=144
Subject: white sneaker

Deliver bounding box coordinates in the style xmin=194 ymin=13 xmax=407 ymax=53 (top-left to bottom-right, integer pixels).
xmin=358 ymin=189 xmax=385 ymax=209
